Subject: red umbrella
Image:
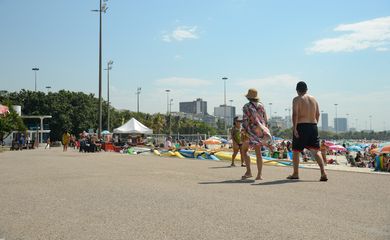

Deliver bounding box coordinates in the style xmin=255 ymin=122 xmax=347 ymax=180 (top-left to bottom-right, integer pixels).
xmin=379 ymin=145 xmax=390 ymax=154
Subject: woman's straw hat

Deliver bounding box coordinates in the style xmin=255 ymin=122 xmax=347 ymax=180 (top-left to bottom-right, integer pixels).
xmin=245 ymin=88 xmax=259 ymax=100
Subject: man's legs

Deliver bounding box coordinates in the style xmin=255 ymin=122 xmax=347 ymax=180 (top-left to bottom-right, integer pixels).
xmin=289 ymin=151 xmax=300 ymax=178
xmin=310 ymin=149 xmax=327 ymax=180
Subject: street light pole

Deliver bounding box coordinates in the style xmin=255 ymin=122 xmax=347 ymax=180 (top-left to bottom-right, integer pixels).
xmin=222 ymin=77 xmax=228 ymax=132
xmin=105 ymin=60 xmax=113 ymax=131
xmin=32 ymin=68 xmax=39 ymax=91
xmin=269 ymin=103 xmax=272 ymax=119
xmin=92 ymin=0 xmax=108 ymax=137
xmin=170 ymin=98 xmax=173 ymax=113
xmin=136 ymin=87 xmax=141 ymax=113
xmin=334 ymin=103 xmax=338 ymax=135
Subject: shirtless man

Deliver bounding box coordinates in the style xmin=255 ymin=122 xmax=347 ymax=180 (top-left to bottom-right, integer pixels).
xmin=287 ymin=81 xmax=328 ymax=181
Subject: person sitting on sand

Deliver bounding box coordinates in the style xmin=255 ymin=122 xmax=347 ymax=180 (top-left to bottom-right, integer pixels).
xmin=164 ymin=136 xmax=173 ymax=150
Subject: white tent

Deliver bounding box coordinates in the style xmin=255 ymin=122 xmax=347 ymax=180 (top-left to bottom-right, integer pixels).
xmin=113 ymin=118 xmax=153 ymax=134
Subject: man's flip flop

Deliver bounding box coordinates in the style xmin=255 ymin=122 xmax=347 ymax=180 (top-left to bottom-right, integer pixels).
xmin=286 ymin=175 xmax=299 ymax=180
xmin=320 ymin=176 xmax=328 ymax=182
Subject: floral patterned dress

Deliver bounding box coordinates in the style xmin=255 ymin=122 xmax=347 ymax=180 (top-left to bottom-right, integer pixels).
xmin=242 ymin=101 xmax=271 ymax=146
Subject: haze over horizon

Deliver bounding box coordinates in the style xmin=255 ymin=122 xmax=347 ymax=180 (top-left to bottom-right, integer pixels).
xmin=1 ymin=0 xmax=389 ymax=131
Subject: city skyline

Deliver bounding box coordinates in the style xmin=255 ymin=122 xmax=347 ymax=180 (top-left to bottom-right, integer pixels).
xmin=0 ymin=1 xmax=389 ymax=131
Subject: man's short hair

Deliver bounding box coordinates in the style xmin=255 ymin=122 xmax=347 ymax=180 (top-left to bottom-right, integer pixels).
xmin=296 ymin=81 xmax=308 ymax=92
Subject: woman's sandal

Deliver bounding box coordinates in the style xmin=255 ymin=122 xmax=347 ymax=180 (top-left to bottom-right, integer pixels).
xmin=320 ymin=175 xmax=328 ymax=182
xmin=241 ymin=174 xmax=253 ymax=180
xmin=286 ymin=175 xmax=299 ymax=180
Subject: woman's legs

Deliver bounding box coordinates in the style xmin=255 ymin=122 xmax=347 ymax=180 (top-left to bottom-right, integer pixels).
xmin=254 ymin=145 xmax=263 ymax=180
xmin=241 ymin=142 xmax=252 ymax=178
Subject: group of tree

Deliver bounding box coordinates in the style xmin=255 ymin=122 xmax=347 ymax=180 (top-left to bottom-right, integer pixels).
xmin=1 ymin=90 xmax=388 ymax=142
xmin=272 ymin=126 xmax=390 ymax=141
xmin=0 ymin=90 xmax=219 ymax=141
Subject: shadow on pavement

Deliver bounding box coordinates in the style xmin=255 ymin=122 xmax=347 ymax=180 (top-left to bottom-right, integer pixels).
xmin=208 ymin=166 xmax=234 ymax=169
xmin=252 ymin=179 xmax=318 ymax=186
xmin=199 ymin=179 xmax=255 ymax=184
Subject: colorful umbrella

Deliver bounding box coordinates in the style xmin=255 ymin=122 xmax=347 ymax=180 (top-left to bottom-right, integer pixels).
xmin=328 ymin=145 xmax=347 ymax=152
xmin=324 ymin=140 xmax=335 ymax=147
xmin=347 ymin=145 xmax=362 ymax=152
xmin=379 ymin=145 xmax=390 ymax=154
xmin=204 ymin=138 xmax=222 ymax=145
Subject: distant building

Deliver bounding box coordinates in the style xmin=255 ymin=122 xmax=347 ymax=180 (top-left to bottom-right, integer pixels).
xmin=269 ymin=116 xmax=287 ymax=129
xmin=214 ymin=105 xmax=236 ymax=127
xmin=321 ymin=113 xmax=329 ymax=131
xmin=179 ymin=98 xmax=207 ymax=115
xmin=334 ymin=118 xmax=348 ymax=132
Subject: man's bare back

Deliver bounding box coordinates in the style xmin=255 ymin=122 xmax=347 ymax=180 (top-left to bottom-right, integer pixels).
xmin=293 ymin=94 xmax=319 ymax=124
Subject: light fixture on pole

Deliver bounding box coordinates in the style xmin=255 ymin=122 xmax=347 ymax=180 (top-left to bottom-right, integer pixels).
xmin=136 ymin=87 xmax=141 ymax=113
xmin=222 ymin=77 xmax=228 ymax=131
xmin=32 ymin=67 xmax=39 ymax=92
xmin=104 ymin=60 xmax=113 ymax=131
xmin=92 ymin=0 xmax=109 ymax=137
xmin=45 ymin=86 xmax=51 ymax=94
xmin=268 ymin=103 xmax=272 ymax=119
xmin=165 ymin=89 xmax=170 ymax=114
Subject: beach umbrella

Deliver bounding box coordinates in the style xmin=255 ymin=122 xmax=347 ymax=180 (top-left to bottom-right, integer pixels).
xmin=379 ymin=145 xmax=390 ymax=154
xmin=347 ymin=145 xmax=362 ymax=152
xmin=101 ymin=130 xmax=110 ymax=135
xmin=324 ymin=140 xmax=335 ymax=147
xmin=204 ymin=138 xmax=222 ymax=145
xmin=328 ymin=145 xmax=347 ymax=152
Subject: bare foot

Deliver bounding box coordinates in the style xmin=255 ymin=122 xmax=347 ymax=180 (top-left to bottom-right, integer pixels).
xmin=255 ymin=175 xmax=263 ymax=180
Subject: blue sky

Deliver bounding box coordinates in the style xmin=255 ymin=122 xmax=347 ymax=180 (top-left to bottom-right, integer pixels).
xmin=1 ymin=0 xmax=389 ymax=131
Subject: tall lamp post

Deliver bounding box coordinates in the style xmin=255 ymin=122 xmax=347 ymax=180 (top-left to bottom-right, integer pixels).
xmin=334 ymin=103 xmax=338 ymax=135
xmin=32 ymin=67 xmax=39 ymax=91
xmin=169 ymin=98 xmax=173 ymax=113
xmin=92 ymin=0 xmax=108 ymax=137
xmin=165 ymin=89 xmax=170 ymax=114
xmin=136 ymin=87 xmax=141 ymax=113
xmin=222 ymin=77 xmax=228 ymax=132
xmin=104 ymin=60 xmax=113 ymax=131
xmin=268 ymin=103 xmax=272 ymax=119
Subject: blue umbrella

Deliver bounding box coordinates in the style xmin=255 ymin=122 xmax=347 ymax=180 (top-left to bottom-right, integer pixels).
xmin=347 ymin=145 xmax=362 ymax=152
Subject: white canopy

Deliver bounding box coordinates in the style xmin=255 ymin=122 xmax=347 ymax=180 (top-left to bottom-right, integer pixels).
xmin=113 ymin=118 xmax=153 ymax=134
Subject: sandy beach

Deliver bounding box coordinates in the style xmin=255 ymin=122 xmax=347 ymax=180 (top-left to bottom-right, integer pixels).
xmin=0 ymin=147 xmax=389 ymax=240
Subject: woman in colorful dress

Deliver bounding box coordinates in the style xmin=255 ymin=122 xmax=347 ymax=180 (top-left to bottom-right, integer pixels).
xmin=241 ymin=88 xmax=272 ymax=180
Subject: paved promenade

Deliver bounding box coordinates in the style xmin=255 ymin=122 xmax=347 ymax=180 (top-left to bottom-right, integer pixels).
xmin=0 ymin=148 xmax=389 ymax=240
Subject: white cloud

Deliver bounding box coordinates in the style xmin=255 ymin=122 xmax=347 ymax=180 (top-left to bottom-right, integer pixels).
xmin=307 ymin=16 xmax=390 ymax=53
xmin=155 ymin=77 xmax=211 ymax=87
xmin=162 ymin=26 xmax=199 ymax=42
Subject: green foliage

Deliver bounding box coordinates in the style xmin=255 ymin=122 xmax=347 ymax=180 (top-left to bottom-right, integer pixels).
xmin=0 ymin=102 xmax=26 ymax=141
xmin=0 ymin=90 xmax=218 ymax=140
